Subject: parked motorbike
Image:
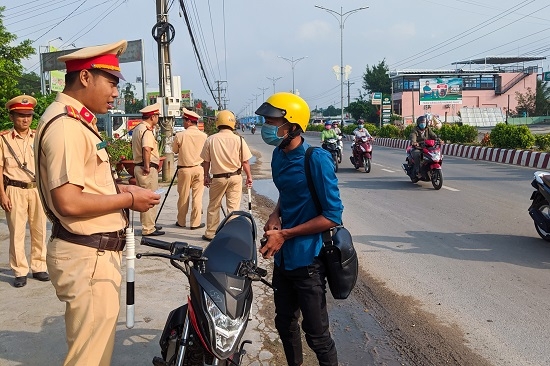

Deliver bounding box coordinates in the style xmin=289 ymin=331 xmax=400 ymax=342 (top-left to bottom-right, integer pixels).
xmin=402 ymin=139 xmax=443 ymax=190
xmin=137 ymin=211 xmax=272 ymax=366
xmin=528 ymin=171 xmax=550 ymax=241
xmin=322 ymin=138 xmax=339 ymax=173
xmin=350 ymin=136 xmax=373 ymax=173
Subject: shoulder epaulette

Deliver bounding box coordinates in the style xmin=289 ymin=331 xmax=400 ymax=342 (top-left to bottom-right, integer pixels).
xmin=65 ymin=105 xmax=81 ymax=120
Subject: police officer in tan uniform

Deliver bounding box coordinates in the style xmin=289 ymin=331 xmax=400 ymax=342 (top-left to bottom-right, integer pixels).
xmin=200 ymin=110 xmax=253 ymax=241
xmin=132 ymin=102 xmax=165 ymax=236
xmin=0 ymin=95 xmax=48 ymax=288
xmin=35 ymin=40 xmax=161 ymax=366
xmin=172 ymin=108 xmax=207 ymax=229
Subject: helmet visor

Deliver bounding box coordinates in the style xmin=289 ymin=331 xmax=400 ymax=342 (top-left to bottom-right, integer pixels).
xmin=255 ymin=102 xmax=286 ymax=118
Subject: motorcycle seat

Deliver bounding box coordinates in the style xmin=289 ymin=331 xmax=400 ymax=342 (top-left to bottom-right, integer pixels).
xmin=203 ymin=216 xmax=256 ymax=274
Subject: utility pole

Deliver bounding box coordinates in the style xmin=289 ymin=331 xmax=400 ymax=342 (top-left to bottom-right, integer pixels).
xmin=258 ymin=86 xmax=269 ymax=103
xmin=215 ymin=80 xmax=227 ymax=110
xmin=266 ymin=76 xmax=282 ymax=94
xmin=154 ymin=0 xmax=178 ymax=181
xmin=346 ymin=80 xmax=354 ymax=107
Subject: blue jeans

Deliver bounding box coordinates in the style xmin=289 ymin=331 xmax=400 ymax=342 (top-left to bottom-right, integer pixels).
xmin=273 ymin=258 xmax=338 ymax=366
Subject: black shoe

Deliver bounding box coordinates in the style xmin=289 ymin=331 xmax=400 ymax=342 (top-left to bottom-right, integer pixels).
xmin=32 ymin=272 xmax=50 ymax=281
xmin=190 ymin=223 xmax=205 ymax=230
xmin=143 ymin=229 xmax=165 ymax=236
xmin=201 ymin=235 xmax=212 ymax=242
xmin=175 ymin=222 xmax=186 ymax=228
xmin=14 ymin=276 xmax=27 ymax=288
xmin=155 ymin=225 xmax=163 ymax=231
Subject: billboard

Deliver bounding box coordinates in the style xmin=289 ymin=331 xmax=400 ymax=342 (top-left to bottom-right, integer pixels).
xmin=419 ymin=77 xmax=462 ymax=105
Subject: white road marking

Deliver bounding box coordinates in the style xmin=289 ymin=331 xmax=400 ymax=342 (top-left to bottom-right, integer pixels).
xmin=442 ymin=186 xmax=460 ymax=192
xmin=381 ymin=168 xmax=395 ymax=173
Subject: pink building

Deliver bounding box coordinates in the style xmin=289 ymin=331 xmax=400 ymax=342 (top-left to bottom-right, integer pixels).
xmin=390 ymin=56 xmax=544 ymax=124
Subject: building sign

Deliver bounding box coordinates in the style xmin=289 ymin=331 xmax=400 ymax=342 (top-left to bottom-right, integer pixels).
xmin=544 ymin=72 xmax=550 ymax=82
xmin=419 ymin=77 xmax=462 ymax=105
xmin=372 ymin=92 xmax=382 ymax=105
xmin=148 ymin=90 xmax=192 ymax=106
xmin=382 ymin=97 xmax=392 ymax=123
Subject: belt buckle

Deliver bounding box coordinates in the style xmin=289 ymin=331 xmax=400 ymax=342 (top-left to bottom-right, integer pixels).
xmin=26 ymin=182 xmax=36 ymax=189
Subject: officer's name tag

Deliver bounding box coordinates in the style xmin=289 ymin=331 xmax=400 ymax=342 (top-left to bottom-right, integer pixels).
xmin=96 ymin=141 xmax=108 ymax=150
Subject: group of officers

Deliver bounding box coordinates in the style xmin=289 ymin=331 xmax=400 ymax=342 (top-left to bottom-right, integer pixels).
xmin=130 ymin=103 xmax=253 ymax=240
xmin=0 ymin=39 xmax=254 ymax=365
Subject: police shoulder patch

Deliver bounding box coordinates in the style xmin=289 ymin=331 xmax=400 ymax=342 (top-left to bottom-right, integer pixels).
xmin=65 ymin=105 xmax=81 ymax=120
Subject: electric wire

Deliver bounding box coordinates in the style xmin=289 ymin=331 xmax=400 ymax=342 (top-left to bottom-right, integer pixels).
xmin=391 ymin=0 xmax=533 ymax=69
xmin=178 ymin=0 xmax=218 ymax=105
xmin=31 ymin=0 xmax=88 ymax=44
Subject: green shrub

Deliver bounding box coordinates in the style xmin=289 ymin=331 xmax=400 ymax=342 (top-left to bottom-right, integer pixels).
xmin=377 ymin=124 xmax=401 ymax=138
xmin=535 ymin=134 xmax=550 ymax=151
xmin=403 ymin=125 xmax=415 ymax=140
xmin=490 ymin=123 xmax=535 ymax=149
xmin=438 ymin=124 xmax=478 ymax=144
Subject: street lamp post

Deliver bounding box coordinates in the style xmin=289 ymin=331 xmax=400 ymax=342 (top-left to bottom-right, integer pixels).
xmin=40 ymin=37 xmax=63 ymax=94
xmin=266 ymin=76 xmax=282 ymax=94
xmin=278 ymin=56 xmax=307 ymax=94
xmin=258 ymin=86 xmax=269 ymax=103
xmin=315 ymin=5 xmax=368 ymax=126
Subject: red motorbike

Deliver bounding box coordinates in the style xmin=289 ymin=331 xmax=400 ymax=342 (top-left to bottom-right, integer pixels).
xmin=350 ymin=136 xmax=373 ymax=173
xmin=402 ymin=139 xmax=443 ymax=190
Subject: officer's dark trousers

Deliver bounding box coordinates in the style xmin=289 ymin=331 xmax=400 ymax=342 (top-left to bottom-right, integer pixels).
xmin=273 ymin=258 xmax=338 ymax=366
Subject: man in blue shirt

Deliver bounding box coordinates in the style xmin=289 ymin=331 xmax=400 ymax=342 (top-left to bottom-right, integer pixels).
xmin=256 ymin=92 xmax=343 ymax=366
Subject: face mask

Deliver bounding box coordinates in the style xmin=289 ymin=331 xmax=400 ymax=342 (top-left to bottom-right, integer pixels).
xmin=358 ymin=124 xmax=364 ymax=129
xmin=325 ymin=125 xmax=331 ymax=130
xmin=418 ymin=123 xmax=426 ymax=129
xmin=261 ymin=123 xmax=286 ymax=146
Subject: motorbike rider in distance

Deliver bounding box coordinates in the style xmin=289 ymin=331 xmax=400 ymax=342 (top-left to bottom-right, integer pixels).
xmin=410 ymin=115 xmax=444 ymax=178
xmin=351 ymin=119 xmax=372 ymax=149
xmin=321 ymin=120 xmax=338 ymax=150
xmin=332 ymin=121 xmax=342 ymax=136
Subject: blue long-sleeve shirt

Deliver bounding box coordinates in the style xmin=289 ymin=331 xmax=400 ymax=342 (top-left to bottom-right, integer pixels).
xmin=271 ymin=139 xmax=344 ymax=270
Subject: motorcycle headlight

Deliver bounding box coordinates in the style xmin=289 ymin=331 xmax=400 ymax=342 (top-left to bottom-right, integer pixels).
xmin=204 ymin=292 xmax=247 ymax=354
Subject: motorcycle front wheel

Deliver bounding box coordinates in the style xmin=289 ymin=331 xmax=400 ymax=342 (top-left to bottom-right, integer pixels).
xmin=363 ymin=157 xmax=371 ymax=173
xmin=337 ymin=150 xmax=342 ymax=163
xmin=333 ymin=153 xmax=339 ymax=173
xmin=531 ymin=199 xmax=550 ymax=241
xmin=431 ymin=169 xmax=443 ymax=190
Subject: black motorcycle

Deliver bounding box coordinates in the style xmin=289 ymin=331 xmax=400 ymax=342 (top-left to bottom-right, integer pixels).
xmin=528 ymin=171 xmax=550 ymax=241
xmin=322 ymin=138 xmax=339 ymax=173
xmin=138 ymin=211 xmax=272 ymax=365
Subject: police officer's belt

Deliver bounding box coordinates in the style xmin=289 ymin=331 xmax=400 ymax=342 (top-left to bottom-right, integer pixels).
xmin=5 ymin=177 xmax=36 ymax=189
xmin=51 ymin=222 xmax=126 ymax=251
xmin=177 ymin=164 xmax=201 ymax=168
xmin=135 ymin=162 xmax=159 ymax=170
xmin=212 ymin=169 xmax=242 ymax=179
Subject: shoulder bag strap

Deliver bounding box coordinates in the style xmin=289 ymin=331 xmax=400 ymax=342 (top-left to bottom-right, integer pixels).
xmin=1 ymin=134 xmax=35 ymax=179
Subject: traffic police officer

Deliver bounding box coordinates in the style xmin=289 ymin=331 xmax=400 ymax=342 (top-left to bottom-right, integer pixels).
xmin=172 ymin=108 xmax=207 ymax=229
xmin=0 ymin=95 xmax=48 ymax=288
xmin=35 ymin=40 xmax=161 ymax=365
xmin=132 ymin=102 xmax=165 ymax=236
xmin=200 ymin=110 xmax=253 ymax=241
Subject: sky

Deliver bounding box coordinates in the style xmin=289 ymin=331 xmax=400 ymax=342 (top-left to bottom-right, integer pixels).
xmin=2 ymin=0 xmax=550 ymax=118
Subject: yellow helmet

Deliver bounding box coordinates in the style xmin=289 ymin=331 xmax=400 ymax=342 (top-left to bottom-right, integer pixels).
xmin=215 ymin=110 xmax=236 ymax=129
xmin=255 ymin=92 xmax=310 ymax=132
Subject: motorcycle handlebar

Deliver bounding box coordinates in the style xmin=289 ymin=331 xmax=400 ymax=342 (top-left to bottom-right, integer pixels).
xmin=140 ymin=237 xmax=172 ymax=251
